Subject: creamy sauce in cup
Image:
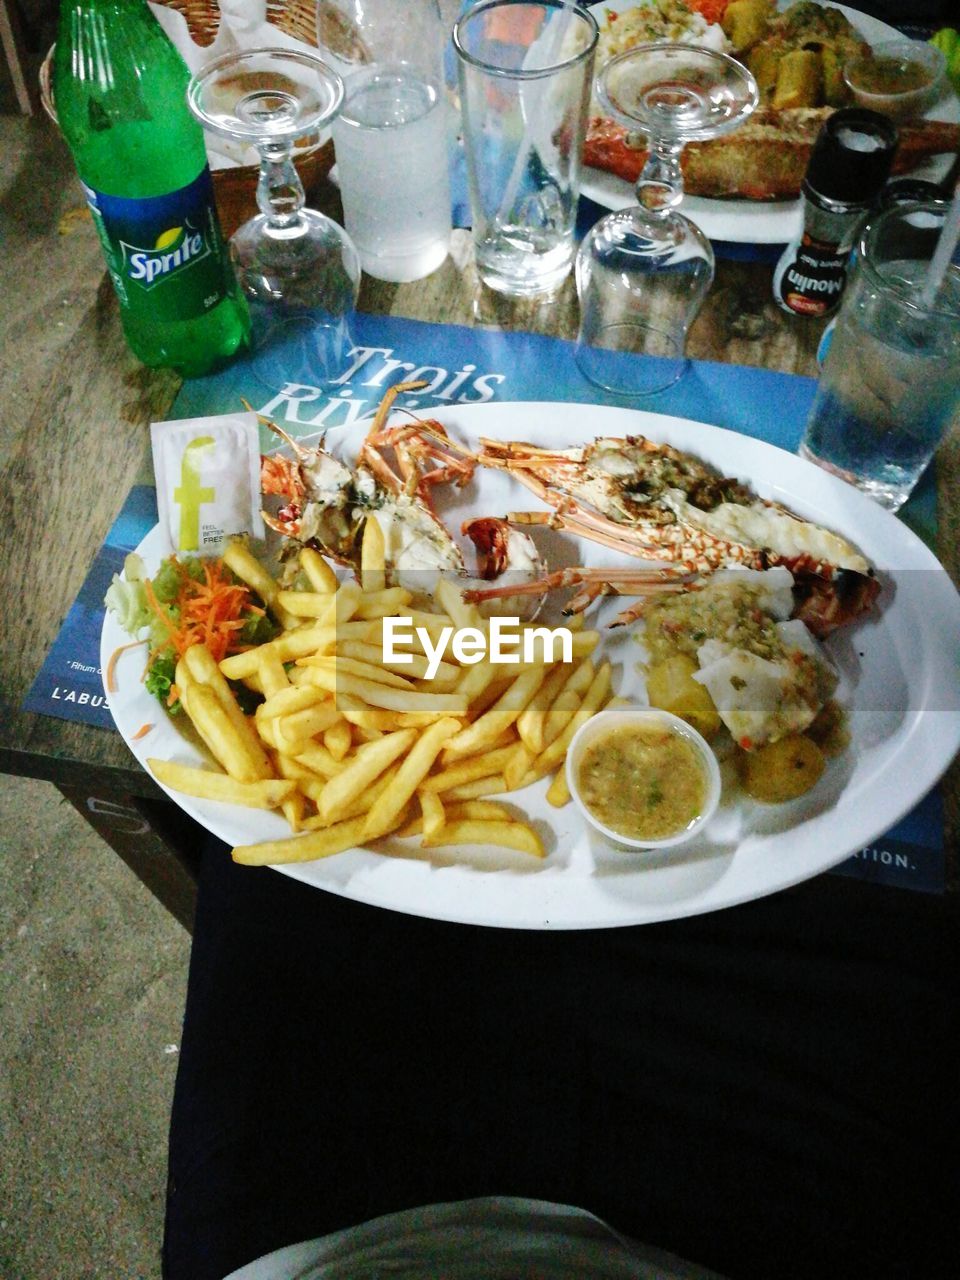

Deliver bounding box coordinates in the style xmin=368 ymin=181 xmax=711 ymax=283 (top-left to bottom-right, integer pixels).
xmin=576 ymin=722 xmax=708 ymax=842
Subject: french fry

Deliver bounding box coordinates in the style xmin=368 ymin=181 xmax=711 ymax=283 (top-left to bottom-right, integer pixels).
xmin=363 ymin=616 xmax=453 ymax=656
xmin=362 ymin=717 xmax=461 ymax=839
xmin=277 ymin=590 xmax=338 ymax=618
xmin=503 ymin=742 xmax=535 ymax=791
xmin=258 ymin=649 xmax=290 ymax=699
xmin=232 ymin=815 xmax=370 ymax=865
xmin=442 ymin=666 xmax=547 ymax=759
xmin=274 ymin=752 xmax=319 ymax=782
xmin=299 ymin=547 xmax=338 ymax=594
xmin=420 ymin=742 xmax=519 ymax=794
xmin=219 ymin=624 xmax=337 ymax=679
xmin=223 ymin=537 xmax=299 ymax=630
xmin=419 ymin=789 xmax=446 ymax=839
xmin=435 ymin=576 xmax=483 ymax=630
xmin=322 ymin=580 xmax=364 ymax=628
xmin=456 ymin=658 xmax=499 ymax=701
xmin=183 ymin=644 xmax=273 ymax=779
xmin=275 ymin=701 xmax=343 ymax=748
xmin=360 ymin=512 xmax=386 ymax=592
xmin=179 ymin=681 xmax=264 ymax=783
xmin=397 ymin=799 xmax=511 ymax=837
xmin=303 ymin=666 xmax=468 ymax=717
xmin=546 ymin=769 xmax=571 ymax=808
xmin=443 ymin=776 xmax=508 ymax=801
xmin=258 ymin=684 xmax=327 ymax=719
xmin=334 ymin=638 xmax=459 ymax=686
xmin=384 ymin=609 xmax=455 ymax=640
xmin=354 ymin=586 xmax=414 ymax=619
xmin=294 ymin=743 xmax=348 ymax=778
xmin=524 ymin=662 xmax=612 ymax=784
xmin=542 ymin=658 xmax=595 ymax=747
xmin=354 ymin=725 xmax=384 ymax=742
xmin=336 ymin=693 xmax=408 ymax=732
xmin=323 ymin=718 xmax=353 ymax=761
xmin=147 ymin=759 xmax=296 ymax=808
xmin=304 ymin=655 xmax=416 ymax=690
xmin=319 ymin=728 xmax=417 ymax=823
xmin=467 ymin=673 xmax=515 ymax=719
xmin=301 ymin=763 xmax=399 ymax=829
xmin=394 ymin=712 xmax=450 ymax=728
xmin=421 ymin=819 xmax=545 ymax=858
xmin=517 ymin=663 xmax=572 ymax=754
xmin=281 ymin=790 xmax=308 ymax=831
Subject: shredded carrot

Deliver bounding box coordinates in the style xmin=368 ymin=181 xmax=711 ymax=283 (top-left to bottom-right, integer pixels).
xmin=683 ymin=0 xmax=729 ymax=23
xmin=143 ymin=557 xmax=260 ymax=666
xmin=131 ymin=723 xmax=154 ymax=740
xmin=106 ymin=639 xmax=148 ymax=694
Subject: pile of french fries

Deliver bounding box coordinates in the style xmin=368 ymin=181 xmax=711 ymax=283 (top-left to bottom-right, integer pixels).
xmin=146 ymin=532 xmax=620 ymax=867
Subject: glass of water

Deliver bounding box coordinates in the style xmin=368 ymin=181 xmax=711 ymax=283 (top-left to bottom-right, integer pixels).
xmin=800 ymin=200 xmax=960 ymax=512
xmin=453 ymin=0 xmax=598 ymax=297
xmin=316 ymin=0 xmax=452 ymax=283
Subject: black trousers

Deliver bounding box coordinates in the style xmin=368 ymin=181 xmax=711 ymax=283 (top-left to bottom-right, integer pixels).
xmin=163 ymin=838 xmax=959 ymax=1280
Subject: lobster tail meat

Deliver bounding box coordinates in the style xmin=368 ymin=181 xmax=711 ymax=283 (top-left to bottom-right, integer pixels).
xmin=477 ymin=434 xmax=878 ymax=635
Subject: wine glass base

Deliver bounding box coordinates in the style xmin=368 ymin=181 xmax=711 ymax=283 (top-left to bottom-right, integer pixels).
xmin=231 ymin=209 xmax=360 ymax=387
xmin=248 ymin=309 xmax=355 ymax=393
xmin=575 ymin=207 xmax=713 ymax=397
xmin=576 ymin=323 xmax=688 ymax=397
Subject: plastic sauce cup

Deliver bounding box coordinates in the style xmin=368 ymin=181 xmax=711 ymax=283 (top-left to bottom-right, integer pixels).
xmin=566 ymin=707 xmax=721 ymax=851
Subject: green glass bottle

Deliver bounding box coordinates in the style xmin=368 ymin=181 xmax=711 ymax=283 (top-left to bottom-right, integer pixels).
xmin=53 ymin=0 xmax=251 ymax=377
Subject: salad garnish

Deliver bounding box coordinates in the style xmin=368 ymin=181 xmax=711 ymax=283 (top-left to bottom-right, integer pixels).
xmin=105 ymin=551 xmax=277 ymax=712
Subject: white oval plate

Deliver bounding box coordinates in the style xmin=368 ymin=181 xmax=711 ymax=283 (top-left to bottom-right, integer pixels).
xmin=101 ymin=402 xmax=960 ymax=928
xmin=582 ymin=0 xmax=960 ymax=243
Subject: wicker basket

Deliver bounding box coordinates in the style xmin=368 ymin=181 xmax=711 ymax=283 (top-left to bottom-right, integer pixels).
xmin=40 ymin=0 xmax=335 ymax=239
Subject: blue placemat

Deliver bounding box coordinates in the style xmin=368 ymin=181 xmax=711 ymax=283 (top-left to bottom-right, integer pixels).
xmin=23 ymin=313 xmax=944 ymax=892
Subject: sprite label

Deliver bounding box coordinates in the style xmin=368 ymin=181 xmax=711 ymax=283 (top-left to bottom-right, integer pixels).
xmin=82 ymin=168 xmax=228 ymax=323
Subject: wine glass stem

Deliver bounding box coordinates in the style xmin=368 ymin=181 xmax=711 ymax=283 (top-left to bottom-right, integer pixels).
xmin=257 ymin=141 xmax=307 ymax=234
xmin=636 ymin=138 xmax=686 ymax=214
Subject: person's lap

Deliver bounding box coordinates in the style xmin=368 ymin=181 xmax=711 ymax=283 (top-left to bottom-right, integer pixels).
xmin=163 ymin=835 xmax=959 ymax=1280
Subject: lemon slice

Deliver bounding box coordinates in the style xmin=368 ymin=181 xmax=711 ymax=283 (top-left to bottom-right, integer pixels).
xmin=154 ymin=226 xmax=183 ymax=250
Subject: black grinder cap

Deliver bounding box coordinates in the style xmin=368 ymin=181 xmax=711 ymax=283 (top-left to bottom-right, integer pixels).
xmin=804 ymin=107 xmax=899 ymax=206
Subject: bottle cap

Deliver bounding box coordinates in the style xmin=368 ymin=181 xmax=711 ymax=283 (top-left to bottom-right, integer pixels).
xmin=804 ymin=108 xmax=899 ymax=207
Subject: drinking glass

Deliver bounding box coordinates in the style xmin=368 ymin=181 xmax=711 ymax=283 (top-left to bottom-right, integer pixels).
xmin=800 ymin=200 xmax=960 ymax=512
xmin=188 ymin=48 xmax=361 ymax=387
xmin=575 ymin=43 xmax=758 ymax=396
xmin=453 ymin=0 xmax=599 ymax=297
xmin=316 ymin=0 xmax=452 ymax=282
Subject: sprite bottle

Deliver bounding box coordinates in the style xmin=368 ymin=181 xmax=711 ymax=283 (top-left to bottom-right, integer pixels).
xmin=54 ymin=0 xmax=250 ymax=377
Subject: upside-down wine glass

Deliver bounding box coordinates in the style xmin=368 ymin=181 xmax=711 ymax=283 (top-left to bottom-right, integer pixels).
xmin=188 ymin=48 xmax=361 ymax=390
xmin=576 ymin=43 xmax=758 ymax=396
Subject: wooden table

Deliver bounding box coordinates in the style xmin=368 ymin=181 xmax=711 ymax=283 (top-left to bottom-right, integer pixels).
xmin=2 ymin=167 xmax=957 ymax=931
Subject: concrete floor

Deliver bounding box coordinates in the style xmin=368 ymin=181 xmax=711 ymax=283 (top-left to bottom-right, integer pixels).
xmin=0 ymin=777 xmax=189 ymax=1280
xmin=1 ymin=13 xmax=191 ymax=1277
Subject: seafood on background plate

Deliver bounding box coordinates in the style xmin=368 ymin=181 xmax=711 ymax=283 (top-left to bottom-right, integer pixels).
xmin=585 ymin=0 xmax=960 ymax=198
xmin=584 ymin=106 xmax=960 ymax=199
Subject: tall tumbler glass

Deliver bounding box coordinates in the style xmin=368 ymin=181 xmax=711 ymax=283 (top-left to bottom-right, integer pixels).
xmin=800 ymin=201 xmax=960 ymax=512
xmin=316 ymin=0 xmax=452 ymax=282
xmin=453 ymin=0 xmax=598 ymax=297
